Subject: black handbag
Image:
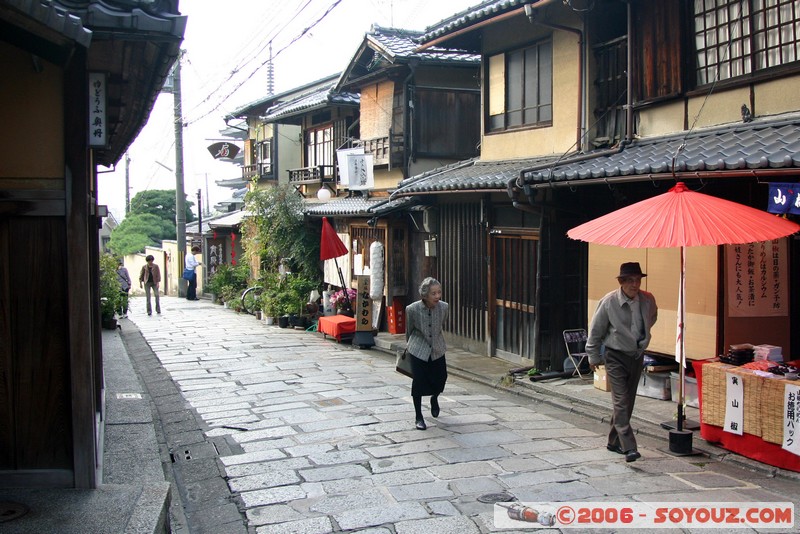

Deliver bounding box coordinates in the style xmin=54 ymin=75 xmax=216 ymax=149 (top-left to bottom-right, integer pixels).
xmin=395 ymin=349 xmax=413 ymax=378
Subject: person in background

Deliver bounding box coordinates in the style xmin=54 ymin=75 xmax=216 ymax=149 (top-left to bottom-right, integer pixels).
xmin=116 ymin=259 xmax=131 ymax=318
xmin=139 ymin=255 xmax=161 ymax=316
xmin=405 ymin=277 xmax=449 ymax=430
xmin=586 ymin=262 xmax=658 ymax=463
xmin=185 ymin=245 xmax=202 ymax=301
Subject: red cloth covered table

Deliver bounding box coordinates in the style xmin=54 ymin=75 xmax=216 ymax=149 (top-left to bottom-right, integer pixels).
xmin=696 ymin=360 xmax=800 ymax=473
xmin=318 ymin=315 xmax=356 ymax=342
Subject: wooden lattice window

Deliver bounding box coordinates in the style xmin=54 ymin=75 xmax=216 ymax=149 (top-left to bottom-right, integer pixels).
xmin=487 ymin=39 xmax=553 ymax=132
xmin=694 ymin=0 xmax=800 ymax=85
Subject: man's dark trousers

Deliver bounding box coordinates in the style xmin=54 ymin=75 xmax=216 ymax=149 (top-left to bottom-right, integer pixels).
xmin=605 ymin=347 xmax=644 ymax=453
xmin=187 ymin=273 xmax=197 ymax=300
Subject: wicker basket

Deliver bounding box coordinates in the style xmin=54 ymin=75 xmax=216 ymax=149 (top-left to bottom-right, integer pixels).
xmin=700 ymin=362 xmax=762 ymax=437
xmin=760 ymin=377 xmax=791 ymax=445
xmin=701 ymin=362 xmax=731 ymax=427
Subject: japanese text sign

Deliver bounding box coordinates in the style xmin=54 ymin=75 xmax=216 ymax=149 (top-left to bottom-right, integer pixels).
xmin=726 ymin=239 xmax=788 ymax=317
xmin=783 ymin=383 xmax=800 ymax=457
xmin=88 ymin=73 xmax=107 ymax=147
xmin=355 ymin=275 xmax=373 ymax=332
xmin=724 ymin=372 xmax=744 ymax=436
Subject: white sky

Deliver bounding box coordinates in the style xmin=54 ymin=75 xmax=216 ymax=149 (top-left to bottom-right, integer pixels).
xmin=98 ymin=0 xmax=480 ymax=222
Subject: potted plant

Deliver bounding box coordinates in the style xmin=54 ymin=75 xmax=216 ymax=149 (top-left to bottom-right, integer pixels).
xmin=261 ymin=293 xmax=279 ymax=325
xmin=99 ymin=253 xmax=123 ymax=329
xmin=273 ymin=288 xmax=296 ymax=328
xmin=329 ymin=287 xmax=357 ymax=316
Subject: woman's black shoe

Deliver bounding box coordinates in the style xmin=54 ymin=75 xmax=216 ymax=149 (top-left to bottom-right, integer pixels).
xmin=431 ymin=398 xmax=440 ymax=418
xmin=415 ymin=418 xmax=427 ymax=430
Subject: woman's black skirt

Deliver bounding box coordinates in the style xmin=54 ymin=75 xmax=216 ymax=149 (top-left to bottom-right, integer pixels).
xmin=410 ymin=354 xmax=447 ymax=397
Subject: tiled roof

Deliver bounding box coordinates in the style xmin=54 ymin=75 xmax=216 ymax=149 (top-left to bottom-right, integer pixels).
xmin=8 ymin=0 xmax=92 ymax=47
xmin=420 ymin=0 xmax=526 ymax=44
xmin=522 ymin=117 xmax=800 ymax=184
xmin=393 ymin=117 xmax=800 ymax=195
xmin=394 ymin=156 xmax=558 ymax=193
xmin=208 ymin=210 xmax=249 ymax=229
xmin=262 ymin=81 xmax=359 ymax=122
xmin=368 ymin=25 xmax=480 ymax=64
xmin=227 ymin=74 xmax=340 ymax=119
xmin=304 ymin=196 xmax=416 ymax=217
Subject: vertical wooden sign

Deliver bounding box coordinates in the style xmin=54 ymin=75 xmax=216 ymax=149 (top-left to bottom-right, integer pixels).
xmin=355 ymin=275 xmax=373 ymax=331
xmin=353 ymin=275 xmax=375 ymax=348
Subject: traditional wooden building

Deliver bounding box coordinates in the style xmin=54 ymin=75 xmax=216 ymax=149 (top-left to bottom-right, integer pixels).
xmin=305 ymin=25 xmax=481 ymax=320
xmin=389 ymin=0 xmax=800 ymax=369
xmin=0 ymin=0 xmax=185 ymax=488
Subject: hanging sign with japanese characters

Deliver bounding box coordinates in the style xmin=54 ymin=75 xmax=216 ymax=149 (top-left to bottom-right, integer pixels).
xmin=207 ymin=142 xmax=240 ymax=160
xmin=723 ymin=372 xmax=744 ymax=435
xmin=89 ymin=73 xmax=107 ymax=147
xmin=355 ymin=275 xmax=373 ymax=332
xmin=767 ymin=183 xmax=800 ymax=214
xmin=347 ymin=154 xmax=375 ymax=190
xmin=726 ymin=239 xmax=788 ymax=317
xmin=783 ymin=383 xmax=800 ymax=456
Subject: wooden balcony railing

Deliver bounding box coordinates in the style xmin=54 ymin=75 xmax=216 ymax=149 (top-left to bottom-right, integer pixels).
xmin=287 ymin=165 xmax=334 ymax=184
xmin=357 ymin=133 xmax=404 ymax=168
xmin=242 ymin=163 xmax=274 ymax=181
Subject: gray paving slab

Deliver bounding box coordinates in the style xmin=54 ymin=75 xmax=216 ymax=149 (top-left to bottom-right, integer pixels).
xmin=83 ymin=295 xmax=798 ymax=534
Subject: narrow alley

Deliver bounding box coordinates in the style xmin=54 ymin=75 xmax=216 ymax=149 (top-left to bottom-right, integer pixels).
xmin=122 ymin=296 xmax=798 ymax=533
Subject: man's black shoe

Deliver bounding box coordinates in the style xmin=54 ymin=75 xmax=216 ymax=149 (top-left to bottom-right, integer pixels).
xmin=415 ymin=418 xmax=427 ymax=431
xmin=625 ymin=450 xmax=641 ymax=462
xmin=606 ymin=444 xmax=624 ymax=454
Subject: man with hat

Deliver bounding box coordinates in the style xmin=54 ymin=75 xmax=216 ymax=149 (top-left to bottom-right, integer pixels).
xmin=586 ymin=262 xmax=658 ymax=462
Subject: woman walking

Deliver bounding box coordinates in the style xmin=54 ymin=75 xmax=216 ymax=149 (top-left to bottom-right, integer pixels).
xmin=405 ymin=277 xmax=449 ymax=430
xmin=116 ymin=259 xmax=131 ymax=318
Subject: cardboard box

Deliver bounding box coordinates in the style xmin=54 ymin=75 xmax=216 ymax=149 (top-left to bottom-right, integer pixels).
xmin=670 ymin=372 xmax=699 ymax=408
xmin=637 ymin=371 xmax=672 ymax=400
xmin=594 ymin=365 xmax=610 ymax=392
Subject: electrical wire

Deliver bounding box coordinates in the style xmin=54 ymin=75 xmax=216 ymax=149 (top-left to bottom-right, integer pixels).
xmin=184 ymin=0 xmax=346 ymax=126
xmin=182 ymin=0 xmax=316 ymax=120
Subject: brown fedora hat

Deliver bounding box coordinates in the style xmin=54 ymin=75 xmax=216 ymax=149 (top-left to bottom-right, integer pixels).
xmin=617 ymin=262 xmax=646 ymax=278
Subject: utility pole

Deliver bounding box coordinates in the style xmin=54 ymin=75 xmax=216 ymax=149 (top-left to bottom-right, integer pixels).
xmin=124 ymin=152 xmax=131 ymax=215
xmin=197 ymin=188 xmax=205 ymax=292
xmin=172 ymin=51 xmax=187 ymax=297
xmin=204 ymin=173 xmax=210 ymax=216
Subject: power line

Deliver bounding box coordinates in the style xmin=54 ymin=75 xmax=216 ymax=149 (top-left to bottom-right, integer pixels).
xmin=182 ymin=1 xmax=308 ymax=118
xmin=184 ymin=0 xmax=346 ymax=126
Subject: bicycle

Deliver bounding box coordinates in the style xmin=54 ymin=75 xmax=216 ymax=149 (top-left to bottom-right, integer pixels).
xmin=240 ymin=285 xmax=263 ymax=315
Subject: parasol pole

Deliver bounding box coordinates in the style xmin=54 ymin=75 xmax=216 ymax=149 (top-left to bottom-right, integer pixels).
xmin=677 ymin=246 xmax=686 ymax=432
xmin=665 ymin=245 xmax=698 ymax=455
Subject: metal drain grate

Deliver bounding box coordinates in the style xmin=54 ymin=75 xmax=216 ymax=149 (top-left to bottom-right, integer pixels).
xmin=0 ymin=501 xmax=29 ymax=523
xmin=478 ymin=492 xmax=515 ymax=504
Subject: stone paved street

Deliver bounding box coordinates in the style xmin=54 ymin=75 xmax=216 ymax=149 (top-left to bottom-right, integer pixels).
xmin=123 ymin=296 xmax=799 ymax=533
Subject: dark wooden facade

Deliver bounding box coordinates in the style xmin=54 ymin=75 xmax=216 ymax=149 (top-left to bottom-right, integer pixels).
xmin=0 ymin=1 xmax=184 ymax=489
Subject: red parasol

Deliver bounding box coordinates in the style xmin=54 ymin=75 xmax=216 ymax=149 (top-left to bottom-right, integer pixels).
xmin=320 ymin=217 xmax=351 ymax=311
xmin=568 ymin=182 xmax=800 ymax=248
xmin=320 ymin=217 xmax=348 ymax=260
xmin=568 ymin=182 xmax=800 ymax=451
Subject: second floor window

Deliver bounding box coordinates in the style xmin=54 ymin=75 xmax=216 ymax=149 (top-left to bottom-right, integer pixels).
xmin=305 ymin=125 xmax=333 ymax=168
xmin=694 ymin=0 xmax=800 ymax=85
xmin=488 ymin=39 xmax=553 ymax=132
xmin=258 ymin=139 xmax=272 ymax=172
